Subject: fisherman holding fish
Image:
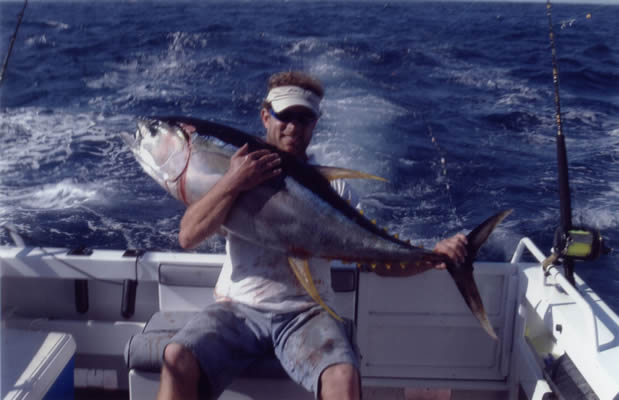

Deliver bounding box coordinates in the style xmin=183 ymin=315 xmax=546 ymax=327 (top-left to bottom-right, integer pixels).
xmin=156 ymin=71 xmax=468 ymax=400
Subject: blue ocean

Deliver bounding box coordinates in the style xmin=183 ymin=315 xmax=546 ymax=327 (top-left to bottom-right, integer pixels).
xmin=1 ymin=1 xmax=618 ymax=312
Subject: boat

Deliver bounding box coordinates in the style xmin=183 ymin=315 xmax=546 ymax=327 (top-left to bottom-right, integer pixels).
xmin=2 ymin=227 xmax=618 ymax=399
xmin=2 ymin=1 xmax=617 ymax=398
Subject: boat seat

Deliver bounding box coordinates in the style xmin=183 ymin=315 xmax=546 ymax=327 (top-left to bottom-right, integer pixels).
xmin=125 ymin=261 xmax=357 ymax=399
xmin=124 ymin=310 xmax=354 ymax=378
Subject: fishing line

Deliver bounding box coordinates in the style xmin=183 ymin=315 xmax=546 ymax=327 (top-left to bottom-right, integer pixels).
xmin=0 ymin=0 xmax=28 ymax=88
xmin=422 ymin=115 xmax=464 ymax=229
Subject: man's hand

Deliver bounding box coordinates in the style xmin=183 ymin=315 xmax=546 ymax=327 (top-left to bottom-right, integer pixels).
xmin=227 ymin=143 xmax=282 ymax=191
xmin=433 ymin=234 xmax=468 ymax=270
xmin=178 ymin=143 xmax=281 ymax=249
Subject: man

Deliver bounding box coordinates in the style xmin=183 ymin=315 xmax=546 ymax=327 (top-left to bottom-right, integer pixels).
xmin=158 ymin=71 xmax=467 ymax=400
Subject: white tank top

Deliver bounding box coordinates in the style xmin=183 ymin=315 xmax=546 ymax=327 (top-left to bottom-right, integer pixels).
xmin=214 ymin=178 xmax=358 ymax=312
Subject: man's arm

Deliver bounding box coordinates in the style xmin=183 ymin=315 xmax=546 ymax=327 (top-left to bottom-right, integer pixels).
xmin=178 ymin=143 xmax=281 ymax=249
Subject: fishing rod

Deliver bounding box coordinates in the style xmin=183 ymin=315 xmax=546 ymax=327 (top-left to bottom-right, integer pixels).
xmin=0 ymin=0 xmax=28 ymax=88
xmin=543 ymin=0 xmax=608 ymax=286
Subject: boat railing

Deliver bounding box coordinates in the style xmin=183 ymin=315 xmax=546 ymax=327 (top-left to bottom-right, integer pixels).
xmin=510 ymin=237 xmax=600 ymax=355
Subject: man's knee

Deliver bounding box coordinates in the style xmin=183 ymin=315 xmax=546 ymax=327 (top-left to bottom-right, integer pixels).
xmin=162 ymin=343 xmax=200 ymax=381
xmin=320 ymin=363 xmax=360 ymax=400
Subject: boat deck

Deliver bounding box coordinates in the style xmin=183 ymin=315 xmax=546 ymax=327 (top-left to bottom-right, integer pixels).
xmin=74 ymin=387 xmax=521 ymax=399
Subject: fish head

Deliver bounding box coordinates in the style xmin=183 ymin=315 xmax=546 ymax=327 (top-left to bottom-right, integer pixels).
xmin=122 ymin=118 xmax=191 ymax=193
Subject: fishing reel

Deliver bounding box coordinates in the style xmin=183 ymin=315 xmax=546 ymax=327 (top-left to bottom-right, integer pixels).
xmin=543 ymin=226 xmax=611 ymax=277
xmin=553 ymin=226 xmax=608 ymax=261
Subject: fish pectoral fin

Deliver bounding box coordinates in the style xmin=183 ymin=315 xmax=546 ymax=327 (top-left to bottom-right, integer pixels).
xmin=288 ymin=257 xmax=342 ymax=322
xmin=316 ymin=166 xmax=388 ymax=182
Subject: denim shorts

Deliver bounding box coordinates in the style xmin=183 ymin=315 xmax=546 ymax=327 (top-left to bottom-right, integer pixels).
xmin=169 ymin=301 xmax=359 ymax=398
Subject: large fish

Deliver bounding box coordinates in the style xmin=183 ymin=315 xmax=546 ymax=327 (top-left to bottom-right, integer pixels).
xmin=122 ymin=116 xmax=511 ymax=339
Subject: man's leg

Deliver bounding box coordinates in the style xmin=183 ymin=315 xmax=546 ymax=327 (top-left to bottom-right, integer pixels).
xmin=157 ymin=302 xmax=271 ymax=400
xmin=157 ymin=343 xmax=201 ymax=400
xmin=319 ymin=363 xmax=360 ymax=400
xmin=274 ymin=305 xmax=361 ymax=399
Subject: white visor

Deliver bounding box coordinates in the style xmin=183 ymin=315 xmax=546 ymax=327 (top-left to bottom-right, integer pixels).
xmin=266 ymin=86 xmax=321 ymax=116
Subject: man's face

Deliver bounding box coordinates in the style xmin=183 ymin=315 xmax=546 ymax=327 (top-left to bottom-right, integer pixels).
xmin=261 ymin=105 xmax=317 ymax=160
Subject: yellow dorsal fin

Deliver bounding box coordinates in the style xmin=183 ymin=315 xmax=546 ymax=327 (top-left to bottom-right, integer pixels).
xmin=288 ymin=257 xmax=342 ymax=322
xmin=315 ymin=166 xmax=387 ymax=182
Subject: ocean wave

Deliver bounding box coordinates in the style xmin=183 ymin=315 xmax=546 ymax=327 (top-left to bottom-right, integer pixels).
xmin=0 ymin=108 xmax=74 ymax=174
xmin=85 ymin=71 xmax=121 ymax=90
xmin=0 ymin=107 xmax=135 ymax=186
xmin=583 ymin=43 xmax=612 ymax=58
xmin=482 ymin=111 xmax=543 ymax=132
xmin=3 ymin=179 xmax=99 ymax=211
xmin=167 ymin=31 xmax=209 ymax=52
xmin=83 ymin=35 xmax=235 ymax=110
xmin=44 ymin=20 xmax=70 ymax=30
xmin=25 ymin=34 xmax=53 ymax=48
xmin=559 ymin=18 xmax=577 ymax=30
xmin=286 ymin=37 xmax=325 ymax=56
xmin=327 ymin=94 xmax=407 ymax=120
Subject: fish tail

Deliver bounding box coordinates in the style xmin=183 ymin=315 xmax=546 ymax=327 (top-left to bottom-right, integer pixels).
xmin=364 ymin=209 xmax=512 ymax=339
xmin=446 ymin=209 xmax=513 ymax=340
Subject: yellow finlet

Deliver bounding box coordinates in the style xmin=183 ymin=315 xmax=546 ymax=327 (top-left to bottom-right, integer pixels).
xmin=316 ymin=166 xmax=388 ymax=182
xmin=288 ymin=257 xmax=342 ymax=322
xmin=400 ymin=262 xmax=406 ymax=269
xmin=371 ymin=219 xmax=377 ymax=225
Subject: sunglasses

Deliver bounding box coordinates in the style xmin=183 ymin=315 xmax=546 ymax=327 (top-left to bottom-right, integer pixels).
xmin=269 ymin=108 xmax=317 ymax=126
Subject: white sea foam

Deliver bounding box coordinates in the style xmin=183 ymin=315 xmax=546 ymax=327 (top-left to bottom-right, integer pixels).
xmin=167 ymin=31 xmax=209 ymax=52
xmin=559 ymin=18 xmax=577 ymax=30
xmin=84 ymin=33 xmax=225 ymax=107
xmin=286 ymin=37 xmax=323 ymax=55
xmin=85 ymin=71 xmax=121 ymax=90
xmin=0 ymin=107 xmax=135 ymax=204
xmin=0 ymin=108 xmax=74 ymax=173
xmin=13 ymin=179 xmax=99 ymax=210
xmin=25 ymin=34 xmax=52 ymax=48
xmin=44 ymin=20 xmax=70 ymax=30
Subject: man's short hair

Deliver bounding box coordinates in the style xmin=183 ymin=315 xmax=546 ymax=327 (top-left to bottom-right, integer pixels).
xmin=262 ymin=71 xmax=324 ymax=110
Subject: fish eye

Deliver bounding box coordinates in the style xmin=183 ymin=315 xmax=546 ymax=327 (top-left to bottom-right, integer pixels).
xmin=148 ymin=120 xmax=160 ymax=136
